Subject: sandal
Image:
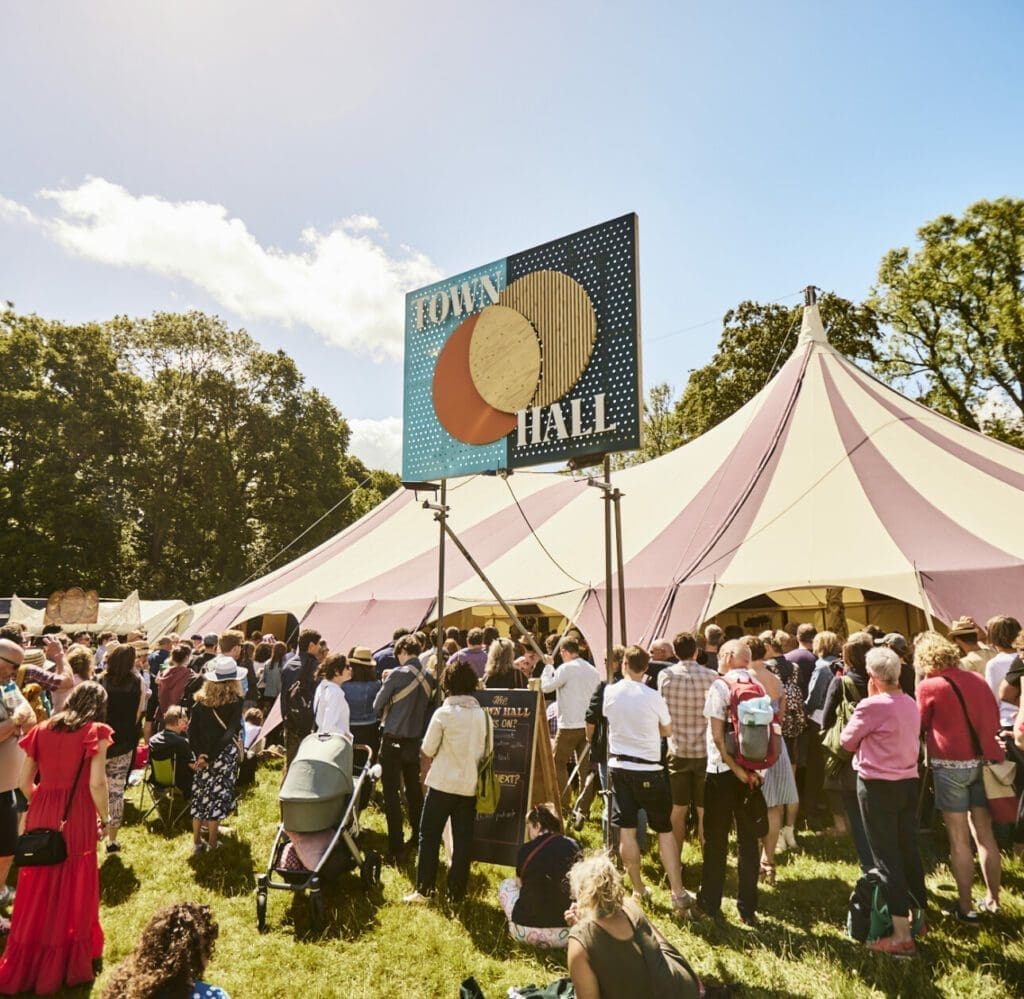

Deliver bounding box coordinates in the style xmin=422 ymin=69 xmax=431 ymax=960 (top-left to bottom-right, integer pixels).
xmin=631 ymin=887 xmax=652 ymax=905
xmin=759 ymin=862 xmax=776 ymax=886
xmin=671 ymin=890 xmax=695 ymax=914
xmin=976 ymin=898 xmax=1000 ymax=915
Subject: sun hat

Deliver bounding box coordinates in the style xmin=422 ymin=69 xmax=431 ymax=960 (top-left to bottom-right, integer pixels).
xmin=947 ymin=616 xmax=978 ymax=639
xmin=22 ymin=649 xmax=43 ymax=668
xmin=348 ymin=646 xmax=374 ymax=668
xmin=203 ymin=655 xmax=246 ymax=683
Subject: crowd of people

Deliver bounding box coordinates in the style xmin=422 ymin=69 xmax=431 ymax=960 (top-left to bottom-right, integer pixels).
xmin=0 ymin=611 xmax=1020 ymax=993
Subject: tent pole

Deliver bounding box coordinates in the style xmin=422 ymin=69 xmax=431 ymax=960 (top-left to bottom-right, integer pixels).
xmin=913 ymin=562 xmax=935 ymax=631
xmin=436 ymin=479 xmax=447 ymax=668
xmin=428 ymin=508 xmax=546 ymax=660
xmin=613 ymin=485 xmax=627 ymax=646
xmin=603 ymin=456 xmax=614 ymax=671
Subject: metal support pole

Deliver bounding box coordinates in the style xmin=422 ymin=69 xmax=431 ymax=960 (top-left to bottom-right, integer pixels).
xmin=603 ymin=455 xmax=613 ymax=677
xmin=435 ymin=479 xmax=447 ymax=667
xmin=428 ymin=507 xmax=547 ymax=660
xmin=612 ymin=487 xmax=627 ymax=647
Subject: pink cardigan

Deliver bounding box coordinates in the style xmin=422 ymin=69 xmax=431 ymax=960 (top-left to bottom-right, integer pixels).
xmin=840 ymin=692 xmax=921 ymax=781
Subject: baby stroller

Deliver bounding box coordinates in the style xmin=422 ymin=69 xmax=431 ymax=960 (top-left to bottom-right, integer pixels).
xmin=256 ymin=732 xmax=383 ymax=933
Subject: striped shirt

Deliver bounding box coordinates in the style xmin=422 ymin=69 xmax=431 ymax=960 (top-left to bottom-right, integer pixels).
xmin=657 ymin=660 xmax=719 ymax=757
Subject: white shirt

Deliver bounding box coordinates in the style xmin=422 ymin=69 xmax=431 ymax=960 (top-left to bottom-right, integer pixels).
xmin=541 ymin=657 xmax=601 ymax=730
xmin=985 ymin=652 xmax=1017 ymax=729
xmin=704 ymin=671 xmax=753 ymax=774
xmin=313 ymin=680 xmax=351 ymax=737
xmin=602 ymin=677 xmax=670 ymax=772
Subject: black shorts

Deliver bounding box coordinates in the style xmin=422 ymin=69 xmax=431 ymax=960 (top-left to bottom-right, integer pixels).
xmin=0 ymin=791 xmax=18 ymax=857
xmin=609 ymin=768 xmax=672 ymax=833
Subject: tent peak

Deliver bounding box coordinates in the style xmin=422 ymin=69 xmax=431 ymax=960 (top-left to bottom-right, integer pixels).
xmin=797 ymin=301 xmax=828 ymax=345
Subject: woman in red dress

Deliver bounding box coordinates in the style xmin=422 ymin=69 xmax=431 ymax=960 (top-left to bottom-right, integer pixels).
xmin=0 ymin=681 xmax=112 ymax=995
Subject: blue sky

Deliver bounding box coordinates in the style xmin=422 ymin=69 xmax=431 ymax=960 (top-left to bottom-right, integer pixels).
xmin=2 ymin=1 xmax=1021 ymax=471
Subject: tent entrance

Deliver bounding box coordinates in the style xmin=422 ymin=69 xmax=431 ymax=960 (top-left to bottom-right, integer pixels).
xmin=427 ymin=603 xmax=569 ymax=644
xmin=704 ymin=587 xmax=931 ymax=640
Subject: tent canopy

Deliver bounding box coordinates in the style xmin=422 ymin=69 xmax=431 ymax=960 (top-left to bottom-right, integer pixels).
xmin=189 ymin=303 xmax=1024 ymax=664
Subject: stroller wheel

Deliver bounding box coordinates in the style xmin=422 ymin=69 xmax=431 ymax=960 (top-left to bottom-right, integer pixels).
xmin=256 ymin=889 xmax=268 ymax=932
xmin=361 ymin=851 xmax=382 ymax=889
xmin=308 ymin=889 xmax=326 ymax=932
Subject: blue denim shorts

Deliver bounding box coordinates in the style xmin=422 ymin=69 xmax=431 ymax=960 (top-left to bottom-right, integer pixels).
xmin=932 ymin=762 xmax=986 ymax=813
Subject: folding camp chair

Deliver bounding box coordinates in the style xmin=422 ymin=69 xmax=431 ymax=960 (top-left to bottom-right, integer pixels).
xmin=137 ymin=755 xmax=190 ymax=829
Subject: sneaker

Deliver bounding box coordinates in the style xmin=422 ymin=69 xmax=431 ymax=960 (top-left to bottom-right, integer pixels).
xmin=869 ymin=937 xmax=916 ymax=959
xmin=191 ymin=842 xmax=206 ymax=856
xmin=945 ymin=905 xmax=981 ymax=925
xmin=401 ymin=891 xmax=430 ymax=904
xmin=782 ymin=826 xmax=798 ymax=851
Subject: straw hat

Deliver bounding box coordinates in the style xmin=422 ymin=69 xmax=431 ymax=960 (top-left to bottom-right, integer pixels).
xmin=348 ymin=646 xmax=374 ymax=668
xmin=947 ymin=616 xmax=978 ymax=639
xmin=22 ymin=649 xmax=45 ymax=668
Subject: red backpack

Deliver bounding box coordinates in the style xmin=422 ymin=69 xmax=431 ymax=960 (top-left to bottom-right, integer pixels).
xmin=722 ymin=672 xmax=781 ymax=773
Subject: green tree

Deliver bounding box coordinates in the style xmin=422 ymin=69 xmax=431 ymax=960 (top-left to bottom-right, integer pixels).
xmin=615 ymin=382 xmax=685 ymax=467
xmin=0 ymin=308 xmax=147 ymax=596
xmin=870 ymin=197 xmax=1024 ymax=441
xmin=674 ymin=293 xmax=880 ymax=441
xmin=0 ymin=307 xmax=398 ymax=604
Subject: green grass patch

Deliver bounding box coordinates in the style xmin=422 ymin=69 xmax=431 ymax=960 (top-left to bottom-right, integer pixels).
xmin=52 ymin=761 xmax=1024 ymax=997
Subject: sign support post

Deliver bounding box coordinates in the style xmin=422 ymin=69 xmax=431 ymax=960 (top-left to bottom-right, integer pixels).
xmin=603 ymin=456 xmax=614 ymax=672
xmin=613 ymin=483 xmax=627 ymax=646
xmin=435 ymin=479 xmax=447 ymax=667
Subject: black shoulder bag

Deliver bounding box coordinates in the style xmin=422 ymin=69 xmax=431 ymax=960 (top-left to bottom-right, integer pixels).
xmin=15 ymin=750 xmax=88 ymax=867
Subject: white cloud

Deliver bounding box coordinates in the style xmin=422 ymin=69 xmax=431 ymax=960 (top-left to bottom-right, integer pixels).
xmin=349 ymin=416 xmax=403 ymax=473
xmin=3 ymin=178 xmax=441 ymax=361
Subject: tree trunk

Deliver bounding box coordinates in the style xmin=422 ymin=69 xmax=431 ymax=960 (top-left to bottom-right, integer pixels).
xmin=824 ymin=587 xmax=848 ymax=639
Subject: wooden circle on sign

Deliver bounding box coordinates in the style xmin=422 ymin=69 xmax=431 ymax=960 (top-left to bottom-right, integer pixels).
xmin=432 ymin=313 xmax=518 ymax=445
xmin=468 ymin=305 xmax=541 ymax=414
xmin=499 ymin=270 xmax=597 ymax=408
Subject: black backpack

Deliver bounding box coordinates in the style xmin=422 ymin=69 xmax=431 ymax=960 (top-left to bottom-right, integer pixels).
xmin=286 ymin=677 xmax=316 ymax=739
xmin=847 ymin=869 xmax=892 ymax=943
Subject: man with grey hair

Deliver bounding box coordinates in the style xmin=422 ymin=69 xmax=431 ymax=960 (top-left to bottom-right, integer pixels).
xmin=839 ymin=644 xmax=924 ymax=956
xmin=703 ymin=625 xmax=723 ymax=673
xmin=696 ymin=639 xmax=767 ymax=926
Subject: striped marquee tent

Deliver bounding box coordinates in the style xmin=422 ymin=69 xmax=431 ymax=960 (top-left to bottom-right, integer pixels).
xmin=187 ymin=303 xmax=1024 ymax=664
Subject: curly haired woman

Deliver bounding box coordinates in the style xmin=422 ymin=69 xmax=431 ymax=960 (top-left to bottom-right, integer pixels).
xmin=102 ymin=902 xmax=228 ymax=998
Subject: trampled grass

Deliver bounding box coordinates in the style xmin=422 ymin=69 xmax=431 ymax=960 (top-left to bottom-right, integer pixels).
xmin=50 ymin=759 xmax=1024 ymax=998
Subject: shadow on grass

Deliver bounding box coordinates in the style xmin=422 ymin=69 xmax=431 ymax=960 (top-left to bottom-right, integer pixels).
xmin=99 ymin=855 xmax=140 ymax=907
xmin=189 ymin=834 xmax=256 ymax=896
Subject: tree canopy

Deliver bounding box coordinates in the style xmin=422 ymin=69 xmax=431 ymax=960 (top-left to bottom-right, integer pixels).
xmin=0 ymin=308 xmax=399 ymax=602
xmin=643 ymin=198 xmax=1024 ymax=456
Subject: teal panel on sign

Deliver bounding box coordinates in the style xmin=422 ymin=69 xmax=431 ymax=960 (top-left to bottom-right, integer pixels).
xmin=402 ymin=259 xmax=507 ymax=481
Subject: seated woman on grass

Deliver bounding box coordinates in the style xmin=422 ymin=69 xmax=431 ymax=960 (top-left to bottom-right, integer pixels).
xmin=498 ymin=802 xmax=581 ymax=948
xmin=566 ymin=854 xmax=701 ymax=999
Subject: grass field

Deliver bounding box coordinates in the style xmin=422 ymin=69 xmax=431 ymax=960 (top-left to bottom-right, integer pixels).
xmin=52 ymin=759 xmax=1024 ymax=998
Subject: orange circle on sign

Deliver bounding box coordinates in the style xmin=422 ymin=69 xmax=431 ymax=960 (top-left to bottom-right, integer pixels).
xmin=433 ymin=312 xmax=518 ymax=445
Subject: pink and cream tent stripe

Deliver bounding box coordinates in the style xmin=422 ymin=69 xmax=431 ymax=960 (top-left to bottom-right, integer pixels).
xmin=187 ymin=303 xmax=1024 ymax=664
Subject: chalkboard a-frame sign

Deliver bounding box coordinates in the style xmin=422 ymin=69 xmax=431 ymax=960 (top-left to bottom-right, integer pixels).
xmin=471 ymin=689 xmax=560 ymax=867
